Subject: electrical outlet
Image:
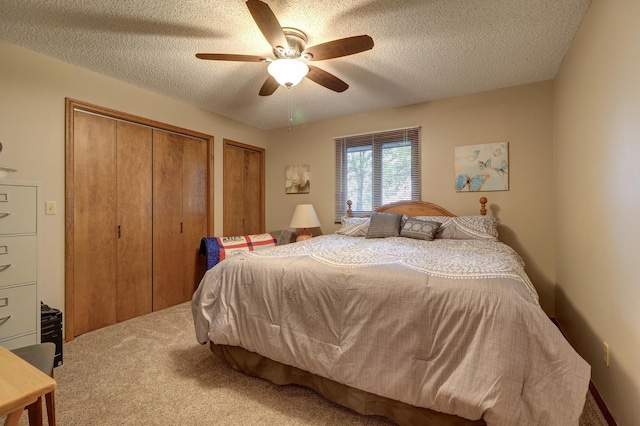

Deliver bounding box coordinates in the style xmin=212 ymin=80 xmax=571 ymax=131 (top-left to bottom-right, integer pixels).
xmin=603 ymin=341 xmax=610 ymax=368
xmin=45 ymin=201 xmax=57 ymax=215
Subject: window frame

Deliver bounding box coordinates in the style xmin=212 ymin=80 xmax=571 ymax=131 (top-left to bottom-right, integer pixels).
xmin=334 ymin=126 xmax=421 ymax=222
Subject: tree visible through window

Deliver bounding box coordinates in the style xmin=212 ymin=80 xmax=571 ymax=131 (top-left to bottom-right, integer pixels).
xmin=346 ymin=145 xmax=372 ymax=211
xmin=335 ymin=127 xmax=421 ymax=221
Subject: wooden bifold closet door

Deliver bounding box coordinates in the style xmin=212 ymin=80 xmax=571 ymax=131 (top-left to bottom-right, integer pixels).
xmin=116 ymin=121 xmax=154 ymax=322
xmin=181 ymin=137 xmax=208 ymax=301
xmin=223 ymin=140 xmax=265 ymax=236
xmin=72 ymin=113 xmax=153 ymax=335
xmin=152 ymin=130 xmax=207 ymax=311
xmin=67 ymin=100 xmax=210 ymax=339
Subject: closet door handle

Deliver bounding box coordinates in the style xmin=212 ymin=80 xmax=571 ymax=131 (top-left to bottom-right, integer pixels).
xmin=0 ymin=315 xmax=11 ymax=324
xmin=0 ymin=263 xmax=12 ymax=271
xmin=0 ymin=211 xmax=11 ymax=217
xmin=118 ymin=225 xmax=122 ymax=239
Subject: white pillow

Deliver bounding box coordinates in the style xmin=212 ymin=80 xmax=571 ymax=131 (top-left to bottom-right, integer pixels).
xmin=336 ymin=216 xmax=370 ymax=237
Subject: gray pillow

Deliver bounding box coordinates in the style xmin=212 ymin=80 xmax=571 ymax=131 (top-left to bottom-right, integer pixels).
xmin=400 ymin=218 xmax=441 ymax=241
xmin=414 ymin=216 xmax=499 ymax=240
xmin=365 ymin=212 xmax=403 ymax=238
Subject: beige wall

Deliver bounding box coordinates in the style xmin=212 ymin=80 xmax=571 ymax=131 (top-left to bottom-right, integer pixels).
xmin=0 ymin=40 xmax=267 ymax=320
xmin=554 ymin=0 xmax=640 ymax=424
xmin=266 ymin=81 xmax=556 ymax=313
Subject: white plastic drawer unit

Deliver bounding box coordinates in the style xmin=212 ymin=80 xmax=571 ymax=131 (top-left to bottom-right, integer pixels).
xmin=0 ymin=182 xmax=38 ymax=350
xmin=0 ymin=235 xmax=37 ymax=287
xmin=0 ymin=184 xmax=37 ymax=235
xmin=0 ymin=283 xmax=37 ymax=341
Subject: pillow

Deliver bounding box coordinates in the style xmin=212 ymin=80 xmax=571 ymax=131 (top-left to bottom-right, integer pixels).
xmin=400 ymin=218 xmax=441 ymax=241
xmin=269 ymin=229 xmax=297 ymax=245
xmin=365 ymin=212 xmax=403 ymax=238
xmin=336 ymin=216 xmax=370 ymax=237
xmin=414 ymin=215 xmax=499 ymax=240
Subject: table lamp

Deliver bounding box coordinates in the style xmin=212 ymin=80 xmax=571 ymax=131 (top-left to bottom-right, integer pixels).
xmin=289 ymin=204 xmax=321 ymax=241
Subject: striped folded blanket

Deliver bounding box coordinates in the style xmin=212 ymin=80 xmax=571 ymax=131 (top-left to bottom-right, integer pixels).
xmin=199 ymin=233 xmax=278 ymax=270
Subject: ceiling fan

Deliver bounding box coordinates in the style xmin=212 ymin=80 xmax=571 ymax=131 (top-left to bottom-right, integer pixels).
xmin=196 ymin=0 xmax=374 ymax=96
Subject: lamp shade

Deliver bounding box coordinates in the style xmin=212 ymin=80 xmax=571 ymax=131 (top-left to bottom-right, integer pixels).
xmin=289 ymin=204 xmax=321 ymax=229
xmin=268 ymin=59 xmax=309 ymax=87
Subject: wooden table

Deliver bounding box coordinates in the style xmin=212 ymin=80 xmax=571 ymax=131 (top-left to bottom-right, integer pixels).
xmin=0 ymin=346 xmax=57 ymax=426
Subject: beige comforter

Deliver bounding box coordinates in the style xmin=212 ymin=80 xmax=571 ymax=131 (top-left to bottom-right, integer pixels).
xmin=192 ymin=234 xmax=590 ymax=425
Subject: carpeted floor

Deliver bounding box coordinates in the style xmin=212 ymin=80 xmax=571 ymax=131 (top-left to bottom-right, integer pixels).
xmin=3 ymin=302 xmax=608 ymax=425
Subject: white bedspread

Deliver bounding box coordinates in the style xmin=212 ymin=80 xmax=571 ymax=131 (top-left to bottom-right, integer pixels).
xmin=192 ymin=234 xmax=590 ymax=425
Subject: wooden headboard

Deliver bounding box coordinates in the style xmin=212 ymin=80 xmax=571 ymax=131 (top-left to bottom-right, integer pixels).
xmin=347 ymin=197 xmax=488 ymax=217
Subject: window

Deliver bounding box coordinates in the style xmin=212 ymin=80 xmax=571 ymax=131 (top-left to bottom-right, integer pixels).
xmin=334 ymin=126 xmax=421 ymax=221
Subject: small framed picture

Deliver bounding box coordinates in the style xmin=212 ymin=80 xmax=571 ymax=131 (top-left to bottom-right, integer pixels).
xmin=285 ymin=165 xmax=310 ymax=194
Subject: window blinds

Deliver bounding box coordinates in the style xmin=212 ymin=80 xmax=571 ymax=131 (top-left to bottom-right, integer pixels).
xmin=334 ymin=126 xmax=421 ymax=222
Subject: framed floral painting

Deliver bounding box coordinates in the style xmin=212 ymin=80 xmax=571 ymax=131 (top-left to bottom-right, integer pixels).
xmin=285 ymin=165 xmax=310 ymax=194
xmin=455 ymin=142 xmax=509 ymax=192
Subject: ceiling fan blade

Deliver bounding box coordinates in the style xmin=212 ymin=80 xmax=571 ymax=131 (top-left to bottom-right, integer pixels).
xmin=196 ymin=53 xmax=265 ymax=62
xmin=259 ymin=75 xmax=280 ymax=96
xmin=306 ymin=65 xmax=349 ymax=93
xmin=304 ymin=35 xmax=374 ymax=61
xmin=246 ymin=0 xmax=288 ymax=49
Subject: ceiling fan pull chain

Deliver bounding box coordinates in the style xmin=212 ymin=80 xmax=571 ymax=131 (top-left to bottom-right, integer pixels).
xmin=288 ymin=86 xmax=293 ymax=131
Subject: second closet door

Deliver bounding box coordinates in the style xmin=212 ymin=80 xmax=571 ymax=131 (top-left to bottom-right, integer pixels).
xmin=223 ymin=142 xmax=264 ymax=236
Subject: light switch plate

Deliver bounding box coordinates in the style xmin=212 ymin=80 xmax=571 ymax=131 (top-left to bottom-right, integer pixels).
xmin=45 ymin=201 xmax=57 ymax=215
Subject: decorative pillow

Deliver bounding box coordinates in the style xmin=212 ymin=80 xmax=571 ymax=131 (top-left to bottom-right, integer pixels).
xmin=336 ymin=216 xmax=370 ymax=237
xmin=414 ymin=215 xmax=499 ymax=240
xmin=269 ymin=229 xmax=297 ymax=245
xmin=400 ymin=218 xmax=441 ymax=241
xmin=365 ymin=212 xmax=403 ymax=239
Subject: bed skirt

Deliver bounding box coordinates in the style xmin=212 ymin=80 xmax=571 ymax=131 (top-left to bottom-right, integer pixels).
xmin=210 ymin=343 xmax=485 ymax=426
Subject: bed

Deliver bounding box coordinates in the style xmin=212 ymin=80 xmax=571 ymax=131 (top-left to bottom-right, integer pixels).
xmin=191 ymin=199 xmax=590 ymax=425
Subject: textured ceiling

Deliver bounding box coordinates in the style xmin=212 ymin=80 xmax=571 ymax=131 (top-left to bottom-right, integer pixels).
xmin=0 ymin=0 xmax=591 ymax=130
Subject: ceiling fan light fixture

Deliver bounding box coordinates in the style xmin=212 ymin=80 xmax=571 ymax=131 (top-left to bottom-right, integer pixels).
xmin=196 ymin=2 xmax=373 ymax=96
xmin=268 ymin=59 xmax=309 ymax=87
